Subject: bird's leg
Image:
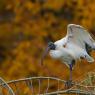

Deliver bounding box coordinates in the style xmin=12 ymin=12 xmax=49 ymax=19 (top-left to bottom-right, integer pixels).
xmin=65 ymin=64 xmax=73 ymax=88
xmin=69 ymin=64 xmax=72 ymax=81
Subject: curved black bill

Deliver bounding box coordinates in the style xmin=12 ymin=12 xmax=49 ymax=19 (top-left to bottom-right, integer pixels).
xmin=40 ymin=46 xmax=50 ymax=66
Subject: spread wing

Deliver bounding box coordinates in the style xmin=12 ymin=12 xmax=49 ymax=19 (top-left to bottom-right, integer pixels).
xmin=66 ymin=24 xmax=95 ymax=51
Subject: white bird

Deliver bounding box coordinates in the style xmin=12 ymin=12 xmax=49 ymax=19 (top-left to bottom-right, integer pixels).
xmin=41 ymin=24 xmax=95 ymax=87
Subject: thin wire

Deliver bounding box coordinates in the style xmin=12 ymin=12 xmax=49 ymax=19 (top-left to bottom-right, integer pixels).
xmin=57 ymin=79 xmax=60 ymax=95
xmin=25 ymin=80 xmax=34 ymax=95
xmin=45 ymin=78 xmax=49 ymax=93
xmin=38 ymin=79 xmax=41 ymax=95
xmin=31 ymin=80 xmax=34 ymax=95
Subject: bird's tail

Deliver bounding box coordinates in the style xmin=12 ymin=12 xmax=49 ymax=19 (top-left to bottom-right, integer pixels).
xmin=93 ymin=43 xmax=95 ymax=50
xmin=90 ymin=32 xmax=95 ymax=50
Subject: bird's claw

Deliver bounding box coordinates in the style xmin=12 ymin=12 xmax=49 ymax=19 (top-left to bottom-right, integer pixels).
xmin=65 ymin=80 xmax=73 ymax=89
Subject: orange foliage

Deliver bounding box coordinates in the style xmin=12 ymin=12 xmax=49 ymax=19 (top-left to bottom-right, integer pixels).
xmin=0 ymin=0 xmax=95 ymax=84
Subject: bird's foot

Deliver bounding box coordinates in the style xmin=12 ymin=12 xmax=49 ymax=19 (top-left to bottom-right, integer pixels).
xmin=65 ymin=80 xmax=73 ymax=89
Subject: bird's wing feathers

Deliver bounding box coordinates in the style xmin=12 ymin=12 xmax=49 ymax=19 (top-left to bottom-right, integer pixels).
xmin=66 ymin=24 xmax=95 ymax=49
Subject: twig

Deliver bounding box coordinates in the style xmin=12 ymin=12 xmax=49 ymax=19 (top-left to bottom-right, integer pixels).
xmin=0 ymin=77 xmax=15 ymax=95
xmin=1 ymin=77 xmax=66 ymax=85
xmin=39 ymin=89 xmax=95 ymax=95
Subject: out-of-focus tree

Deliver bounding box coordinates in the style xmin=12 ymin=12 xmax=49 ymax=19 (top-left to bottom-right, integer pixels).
xmin=0 ymin=0 xmax=95 ymax=83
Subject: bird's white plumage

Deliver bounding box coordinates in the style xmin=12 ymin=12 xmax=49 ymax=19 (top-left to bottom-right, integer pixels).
xmin=49 ymin=24 xmax=95 ymax=68
xmin=67 ymin=24 xmax=95 ymax=49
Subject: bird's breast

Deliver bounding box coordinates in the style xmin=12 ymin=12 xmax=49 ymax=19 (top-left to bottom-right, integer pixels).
xmin=67 ymin=43 xmax=86 ymax=59
xmin=49 ymin=50 xmax=63 ymax=59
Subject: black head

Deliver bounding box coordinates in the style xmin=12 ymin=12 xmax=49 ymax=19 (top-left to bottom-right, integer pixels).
xmin=48 ymin=42 xmax=56 ymax=50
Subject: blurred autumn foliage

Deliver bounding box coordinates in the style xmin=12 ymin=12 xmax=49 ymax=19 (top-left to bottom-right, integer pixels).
xmin=0 ymin=0 xmax=95 ymax=82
